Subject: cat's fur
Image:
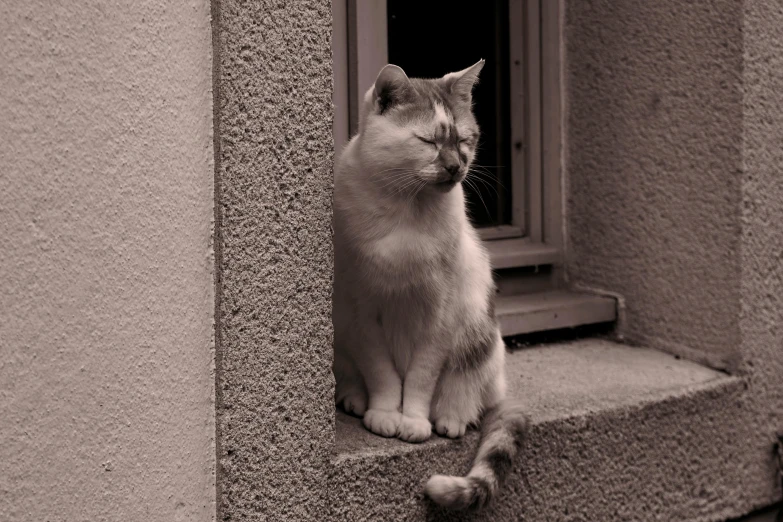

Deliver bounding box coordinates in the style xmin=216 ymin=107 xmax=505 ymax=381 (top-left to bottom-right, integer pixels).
xmin=332 ymin=61 xmax=528 ymax=511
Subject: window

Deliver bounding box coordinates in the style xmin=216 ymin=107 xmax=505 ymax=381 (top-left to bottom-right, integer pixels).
xmin=333 ymin=1 xmax=615 ymax=338
xmin=333 ymin=0 xmax=555 ymax=238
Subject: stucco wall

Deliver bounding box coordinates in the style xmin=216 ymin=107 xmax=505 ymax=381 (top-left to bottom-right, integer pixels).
xmin=565 ymin=0 xmax=783 ymax=515
xmin=740 ymin=0 xmax=783 ymax=503
xmin=564 ymin=0 xmax=745 ymax=371
xmin=0 ymin=2 xmax=216 ymax=521
xmin=207 ymin=0 xmax=782 ymax=518
xmin=213 ymin=0 xmax=335 ymax=520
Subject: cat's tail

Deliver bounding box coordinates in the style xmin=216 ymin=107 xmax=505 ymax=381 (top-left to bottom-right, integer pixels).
xmin=424 ymin=401 xmax=529 ymax=511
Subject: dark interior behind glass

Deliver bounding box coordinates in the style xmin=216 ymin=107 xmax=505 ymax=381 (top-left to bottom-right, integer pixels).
xmin=387 ymin=0 xmax=512 ymax=228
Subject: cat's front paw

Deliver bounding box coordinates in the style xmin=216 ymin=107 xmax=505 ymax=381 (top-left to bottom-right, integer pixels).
xmin=434 ymin=416 xmax=467 ymax=439
xmin=363 ymin=409 xmax=402 ymax=438
xmin=398 ymin=415 xmax=432 ymax=443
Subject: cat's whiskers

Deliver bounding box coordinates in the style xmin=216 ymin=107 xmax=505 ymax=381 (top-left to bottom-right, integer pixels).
xmin=377 ymin=172 xmax=418 ymax=191
xmin=469 ymin=164 xmax=505 ymax=182
xmin=466 ymin=172 xmax=501 ymax=199
xmin=402 ymin=179 xmax=427 ymax=210
xmin=385 ymin=177 xmax=425 ymax=233
xmin=467 ymin=164 xmax=506 ymax=200
xmin=376 ymin=171 xmax=415 ymax=186
xmin=463 ymin=176 xmax=492 ymax=219
xmin=396 ymin=172 xmax=424 ymax=199
xmin=372 ymin=168 xmax=418 ymax=180
xmin=373 ymin=167 xmax=423 ymax=191
xmin=392 ymin=181 xmax=421 ymax=200
xmin=467 ymin=169 xmax=498 ymax=185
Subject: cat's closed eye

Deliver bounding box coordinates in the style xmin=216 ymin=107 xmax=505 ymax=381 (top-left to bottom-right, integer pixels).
xmin=416 ymin=135 xmax=437 ymax=146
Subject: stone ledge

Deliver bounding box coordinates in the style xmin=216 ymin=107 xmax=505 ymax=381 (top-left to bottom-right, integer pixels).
xmin=331 ymin=340 xmax=749 ymax=521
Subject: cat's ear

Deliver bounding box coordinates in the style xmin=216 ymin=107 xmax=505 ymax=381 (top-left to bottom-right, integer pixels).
xmin=442 ymin=59 xmax=485 ymax=103
xmin=373 ymin=64 xmax=412 ymax=114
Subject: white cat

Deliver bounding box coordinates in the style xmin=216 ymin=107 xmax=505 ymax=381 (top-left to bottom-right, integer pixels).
xmin=332 ymin=60 xmax=528 ymax=511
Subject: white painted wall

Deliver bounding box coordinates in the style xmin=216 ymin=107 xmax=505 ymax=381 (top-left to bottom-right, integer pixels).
xmin=0 ymin=1 xmax=216 ymax=521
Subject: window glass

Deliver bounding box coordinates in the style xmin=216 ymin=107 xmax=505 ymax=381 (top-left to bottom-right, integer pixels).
xmin=387 ymin=0 xmax=512 ymax=228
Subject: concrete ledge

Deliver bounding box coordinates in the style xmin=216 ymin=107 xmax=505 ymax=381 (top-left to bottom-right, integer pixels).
xmin=495 ymin=291 xmax=617 ymax=337
xmin=331 ymin=340 xmax=749 ymax=521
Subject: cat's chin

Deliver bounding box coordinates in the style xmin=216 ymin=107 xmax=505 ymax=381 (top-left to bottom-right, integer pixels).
xmin=432 ymin=180 xmax=460 ymax=193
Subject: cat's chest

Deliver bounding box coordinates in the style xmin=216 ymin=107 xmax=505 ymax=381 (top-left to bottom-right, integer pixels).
xmin=369 ymin=226 xmax=441 ymax=266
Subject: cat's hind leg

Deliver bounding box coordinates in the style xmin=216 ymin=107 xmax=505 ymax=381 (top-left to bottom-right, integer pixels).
xmin=334 ymin=352 xmax=368 ymax=417
xmin=336 ymin=303 xmax=403 ymax=437
xmin=431 ymin=369 xmax=483 ymax=438
xmin=431 ymin=331 xmax=506 ymax=439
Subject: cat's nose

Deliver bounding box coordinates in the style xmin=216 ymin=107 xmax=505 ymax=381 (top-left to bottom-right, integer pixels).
xmin=439 ymin=148 xmax=461 ymax=179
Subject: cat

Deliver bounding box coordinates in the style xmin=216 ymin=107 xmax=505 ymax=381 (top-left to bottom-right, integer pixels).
xmin=332 ymin=60 xmax=529 ymax=511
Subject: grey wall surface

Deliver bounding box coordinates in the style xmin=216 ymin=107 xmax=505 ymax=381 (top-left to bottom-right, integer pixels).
xmin=565 ymin=0 xmax=744 ymax=371
xmin=213 ymin=0 xmax=335 ymax=519
xmin=740 ymin=0 xmax=783 ymax=496
xmin=0 ymin=1 xmax=216 ymax=521
xmin=566 ymin=0 xmax=783 ymax=515
xmin=210 ymin=0 xmax=782 ymax=519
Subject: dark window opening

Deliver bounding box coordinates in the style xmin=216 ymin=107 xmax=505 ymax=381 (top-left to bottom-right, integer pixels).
xmin=387 ymin=0 xmax=512 ymax=228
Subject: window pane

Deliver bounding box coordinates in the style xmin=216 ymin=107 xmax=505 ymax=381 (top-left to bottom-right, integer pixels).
xmin=387 ymin=0 xmax=512 ymax=228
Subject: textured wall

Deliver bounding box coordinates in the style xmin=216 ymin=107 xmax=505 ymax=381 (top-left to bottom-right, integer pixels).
xmin=213 ymin=0 xmax=335 ymax=519
xmin=0 ymin=2 xmax=216 ymax=521
xmin=740 ymin=0 xmax=783 ymax=509
xmin=208 ymin=0 xmax=783 ymax=518
xmin=564 ymin=0 xmax=744 ymax=371
xmin=566 ymin=0 xmax=783 ymax=517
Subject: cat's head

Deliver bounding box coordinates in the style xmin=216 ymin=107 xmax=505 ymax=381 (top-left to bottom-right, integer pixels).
xmin=357 ymin=60 xmax=484 ymax=194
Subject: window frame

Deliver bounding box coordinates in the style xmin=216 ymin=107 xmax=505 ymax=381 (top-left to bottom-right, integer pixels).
xmin=332 ymin=0 xmax=562 ymax=255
